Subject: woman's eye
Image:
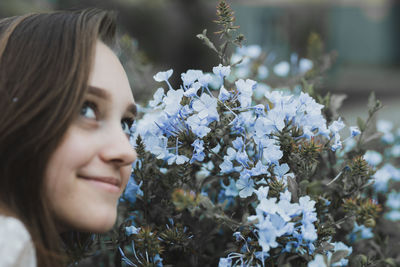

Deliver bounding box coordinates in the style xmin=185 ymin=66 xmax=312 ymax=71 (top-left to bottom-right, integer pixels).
xmin=121 ymin=118 xmax=134 ymax=135
xmin=80 ymin=102 xmax=97 ymax=120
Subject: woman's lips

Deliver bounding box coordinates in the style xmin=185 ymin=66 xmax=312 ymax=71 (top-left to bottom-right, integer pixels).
xmin=78 ymin=175 xmax=121 ymax=193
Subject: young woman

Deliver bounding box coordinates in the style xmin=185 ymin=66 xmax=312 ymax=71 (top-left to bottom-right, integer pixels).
xmin=0 ymin=9 xmax=137 ymax=266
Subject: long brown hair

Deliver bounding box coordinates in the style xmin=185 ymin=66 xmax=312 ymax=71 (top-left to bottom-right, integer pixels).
xmin=0 ymin=9 xmax=116 ymax=266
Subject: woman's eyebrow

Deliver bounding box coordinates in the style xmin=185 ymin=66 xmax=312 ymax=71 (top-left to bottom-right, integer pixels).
xmin=127 ymin=103 xmax=137 ymax=117
xmin=88 ymin=85 xmax=111 ymax=99
xmin=88 ymin=85 xmax=137 ymax=117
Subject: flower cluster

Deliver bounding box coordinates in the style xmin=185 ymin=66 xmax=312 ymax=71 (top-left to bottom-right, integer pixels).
xmin=116 ymin=55 xmax=367 ymax=265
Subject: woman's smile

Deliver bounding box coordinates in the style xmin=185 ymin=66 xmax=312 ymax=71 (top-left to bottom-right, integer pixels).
xmin=78 ymin=175 xmax=122 ymax=194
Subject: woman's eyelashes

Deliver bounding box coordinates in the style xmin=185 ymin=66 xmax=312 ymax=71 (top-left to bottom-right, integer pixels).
xmin=80 ymin=101 xmax=98 ymax=120
xmin=121 ymin=117 xmax=134 ymax=136
xmin=80 ymin=100 xmax=134 ymax=136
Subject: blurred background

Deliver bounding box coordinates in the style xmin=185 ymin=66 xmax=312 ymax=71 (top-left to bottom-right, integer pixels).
xmin=1 ymin=0 xmax=399 ymax=125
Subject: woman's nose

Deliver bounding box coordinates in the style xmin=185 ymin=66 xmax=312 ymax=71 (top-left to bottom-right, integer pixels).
xmin=99 ymin=123 xmax=137 ymax=167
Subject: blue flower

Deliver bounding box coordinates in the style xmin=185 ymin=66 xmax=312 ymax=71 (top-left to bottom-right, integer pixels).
xmin=299 ymin=195 xmax=316 ymax=213
xmin=347 ymin=222 xmax=373 ymax=243
xmin=149 ymin=87 xmax=165 ymax=108
xmin=213 ymin=64 xmax=231 ymax=79
xmin=236 ymin=150 xmax=249 ymax=167
xmin=329 ymin=242 xmax=352 ymax=267
xmin=329 ymin=118 xmax=345 ymax=135
xmin=236 ymin=45 xmax=262 ymax=58
xmin=232 ymin=137 xmax=244 ymax=150
xmin=254 ymin=117 xmax=276 ymax=137
xmin=364 ymin=150 xmax=383 ymax=166
xmin=273 ymin=61 xmax=290 ymax=77
xmin=198 ymin=73 xmax=213 ymax=87
xmin=167 ymin=153 xmax=189 ymax=165
xmin=372 ymin=163 xmax=400 ymax=191
xmin=154 ymin=254 xmax=164 ymax=267
xmin=163 ymin=89 xmax=184 ymax=116
xmin=299 ymin=58 xmax=313 ymax=74
xmin=190 ymin=139 xmax=205 ymax=163
xmin=218 ymin=86 xmax=231 ymax=101
xmin=300 ymin=223 xmax=317 ymax=242
xmin=236 ymin=171 xmax=255 ymax=198
xmin=181 ymin=69 xmax=203 ymax=87
xmin=186 ymin=114 xmax=211 ymax=138
xmin=235 ymin=79 xmax=257 ymax=108
xmin=308 ymin=254 xmax=327 ymax=267
xmin=255 ymin=186 xmax=269 ymax=201
xmin=122 ymin=176 xmax=143 ymax=203
xmin=349 ymin=126 xmax=361 ymax=137
xmin=377 ymin=120 xmax=395 ymax=143
xmin=256 ymin=216 xmax=279 ymax=253
xmin=221 ymin=178 xmax=239 ymax=197
xmin=387 ymin=190 xmax=400 ymax=210
xmin=274 ymin=163 xmax=290 ymax=178
xmin=331 ymin=134 xmax=342 ymax=152
xmin=220 ymin=159 xmax=234 ymax=174
xmin=251 ymin=161 xmax=269 ymax=176
xmin=153 ymin=69 xmax=173 ymax=82
xmin=183 ymin=82 xmax=201 ymax=97
xmin=192 ymin=93 xmax=219 ymax=122
xmin=218 ymin=257 xmax=232 ymax=267
xmin=261 ymin=139 xmax=283 ymax=165
xmin=125 ymin=225 xmax=140 ymax=236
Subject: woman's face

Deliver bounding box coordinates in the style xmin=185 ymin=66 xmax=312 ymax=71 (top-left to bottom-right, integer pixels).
xmin=45 ymin=41 xmax=137 ymax=233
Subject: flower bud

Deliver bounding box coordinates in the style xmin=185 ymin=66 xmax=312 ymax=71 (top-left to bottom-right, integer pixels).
xmin=364 ymin=218 xmax=376 ymax=228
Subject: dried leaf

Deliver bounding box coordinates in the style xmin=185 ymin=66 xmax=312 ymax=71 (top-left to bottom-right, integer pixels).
xmin=330 ymin=94 xmax=347 ymax=119
xmin=287 ymin=177 xmax=298 ymax=202
xmin=330 ymin=250 xmax=349 ymax=264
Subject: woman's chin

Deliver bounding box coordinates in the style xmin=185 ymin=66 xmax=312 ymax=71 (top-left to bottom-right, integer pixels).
xmin=58 ymin=208 xmax=117 ymax=233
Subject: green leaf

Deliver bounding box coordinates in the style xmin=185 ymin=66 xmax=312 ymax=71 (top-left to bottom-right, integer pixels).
xmin=357 ymin=117 xmax=366 ymax=132
xmin=196 ymin=29 xmax=219 ymax=54
xmin=383 ymin=258 xmax=396 ymax=267
xmin=367 ymin=91 xmax=376 ymax=113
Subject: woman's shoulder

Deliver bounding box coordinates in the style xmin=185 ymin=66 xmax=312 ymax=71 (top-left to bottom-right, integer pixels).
xmin=0 ymin=214 xmax=37 ymax=267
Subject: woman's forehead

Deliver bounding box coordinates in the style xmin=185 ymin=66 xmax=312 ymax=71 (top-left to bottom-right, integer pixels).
xmin=88 ymin=41 xmax=134 ymax=103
